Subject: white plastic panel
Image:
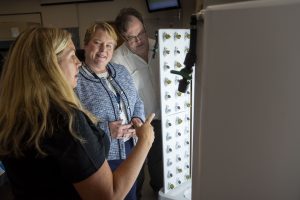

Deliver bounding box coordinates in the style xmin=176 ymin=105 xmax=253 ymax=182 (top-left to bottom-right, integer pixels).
xmin=158 ymin=29 xmax=192 ymax=194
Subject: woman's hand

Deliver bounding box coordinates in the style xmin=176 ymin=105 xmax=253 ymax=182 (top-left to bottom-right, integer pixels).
xmin=135 ymin=113 xmax=155 ymax=147
xmin=109 ymin=120 xmax=136 ymax=139
xmin=131 ymin=117 xmax=143 ymax=128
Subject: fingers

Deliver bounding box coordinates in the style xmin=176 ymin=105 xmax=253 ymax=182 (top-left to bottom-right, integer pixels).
xmin=109 ymin=120 xmax=123 ymax=126
xmin=144 ymin=113 xmax=155 ymax=125
xmin=132 ymin=118 xmax=143 ymax=128
xmin=109 ymin=120 xmax=129 ymax=139
xmin=109 ymin=120 xmax=138 ymax=139
xmin=118 ymin=124 xmax=132 ymax=138
xmin=127 ymin=128 xmax=135 ymax=135
xmin=122 ymin=124 xmax=133 ymax=129
xmin=119 ymin=128 xmax=135 ymax=139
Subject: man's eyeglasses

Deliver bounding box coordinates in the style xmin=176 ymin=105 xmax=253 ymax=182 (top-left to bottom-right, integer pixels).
xmin=124 ymin=30 xmax=147 ymax=44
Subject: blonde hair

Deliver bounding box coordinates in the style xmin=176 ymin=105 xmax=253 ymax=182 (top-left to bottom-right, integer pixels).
xmin=84 ymin=22 xmax=118 ymax=46
xmin=0 ymin=27 xmax=87 ymax=157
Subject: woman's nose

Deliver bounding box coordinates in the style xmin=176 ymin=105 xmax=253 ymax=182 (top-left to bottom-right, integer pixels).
xmin=75 ymin=56 xmax=81 ymax=68
xmin=99 ymin=43 xmax=106 ymax=51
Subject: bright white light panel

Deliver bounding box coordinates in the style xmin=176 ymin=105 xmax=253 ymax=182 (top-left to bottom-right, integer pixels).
xmin=158 ymin=29 xmax=192 ymax=193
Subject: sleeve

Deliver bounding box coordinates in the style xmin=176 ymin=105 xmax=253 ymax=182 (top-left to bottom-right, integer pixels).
xmin=55 ymin=110 xmax=106 ymax=183
xmin=132 ymin=89 xmax=145 ymax=122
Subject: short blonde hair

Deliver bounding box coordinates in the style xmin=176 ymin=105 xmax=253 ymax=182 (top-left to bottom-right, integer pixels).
xmin=84 ymin=22 xmax=118 ymax=46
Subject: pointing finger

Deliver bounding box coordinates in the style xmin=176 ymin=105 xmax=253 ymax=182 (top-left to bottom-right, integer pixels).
xmin=144 ymin=113 xmax=155 ymax=125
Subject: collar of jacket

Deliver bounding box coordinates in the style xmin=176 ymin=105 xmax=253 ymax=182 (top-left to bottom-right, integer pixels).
xmin=80 ymin=62 xmax=117 ymax=81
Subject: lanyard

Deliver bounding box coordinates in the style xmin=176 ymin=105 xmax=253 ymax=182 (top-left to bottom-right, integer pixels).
xmin=115 ymin=91 xmax=121 ymax=111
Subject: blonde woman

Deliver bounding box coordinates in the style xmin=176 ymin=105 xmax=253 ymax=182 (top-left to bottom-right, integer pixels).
xmin=0 ymin=27 xmax=154 ymax=200
xmin=75 ymin=22 xmax=145 ymax=200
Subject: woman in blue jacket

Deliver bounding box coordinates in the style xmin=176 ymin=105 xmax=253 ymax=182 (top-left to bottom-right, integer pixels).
xmin=75 ymin=22 xmax=144 ymax=200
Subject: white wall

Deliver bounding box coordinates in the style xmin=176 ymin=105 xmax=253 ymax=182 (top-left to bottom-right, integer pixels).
xmin=0 ymin=0 xmax=196 ymax=47
xmin=193 ymin=0 xmax=300 ymax=199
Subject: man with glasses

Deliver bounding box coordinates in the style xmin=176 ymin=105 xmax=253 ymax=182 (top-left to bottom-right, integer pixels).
xmin=112 ymin=7 xmax=163 ymax=198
